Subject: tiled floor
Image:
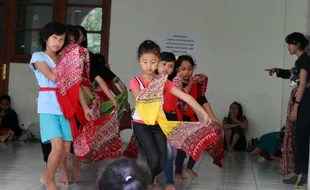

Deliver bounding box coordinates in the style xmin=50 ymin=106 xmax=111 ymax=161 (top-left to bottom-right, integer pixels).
xmin=0 ymin=142 xmax=299 ymax=190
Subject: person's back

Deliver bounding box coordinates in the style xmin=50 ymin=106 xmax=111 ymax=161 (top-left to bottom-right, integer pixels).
xmin=97 ymin=158 xmax=151 ymax=190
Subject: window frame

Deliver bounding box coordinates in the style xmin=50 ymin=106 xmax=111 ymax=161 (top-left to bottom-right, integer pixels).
xmin=6 ymin=0 xmax=111 ymax=63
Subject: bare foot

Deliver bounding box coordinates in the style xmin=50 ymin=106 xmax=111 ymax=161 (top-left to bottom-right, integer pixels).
xmin=186 ymin=169 xmax=198 ymax=178
xmin=250 ymin=147 xmax=260 ymax=156
xmin=228 ymin=146 xmax=235 ymax=153
xmin=284 ymin=172 xmax=296 ymax=180
xmin=59 ymin=170 xmax=69 ymax=185
xmin=153 ymin=176 xmax=160 ymax=187
xmin=7 ymin=131 xmax=14 ymax=141
xmin=72 ymin=167 xmax=81 ymax=183
xmin=165 ymin=184 xmax=176 ymax=190
xmin=40 ymin=173 xmax=46 ymax=185
xmin=45 ymin=180 xmax=58 ymax=190
xmin=147 ymin=184 xmax=153 ymax=190
xmin=0 ymin=132 xmax=10 ymax=143
xmin=174 ymin=173 xmax=184 ymax=181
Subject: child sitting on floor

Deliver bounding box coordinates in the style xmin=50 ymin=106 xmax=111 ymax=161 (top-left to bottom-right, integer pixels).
xmin=0 ymin=95 xmax=21 ymax=142
xmin=250 ymin=127 xmax=285 ymax=161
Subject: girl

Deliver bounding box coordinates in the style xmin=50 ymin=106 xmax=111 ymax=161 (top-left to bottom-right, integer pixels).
xmin=266 ymin=32 xmax=310 ymax=186
xmin=29 ymin=22 xmax=92 ymax=190
xmin=39 ymin=25 xmax=117 ymax=183
xmin=97 ymin=158 xmax=151 ymax=190
xmin=174 ymin=55 xmax=220 ymax=180
xmin=153 ymin=52 xmax=178 ymax=190
xmin=223 ymin=102 xmax=248 ymax=153
xmin=76 ymin=26 xmax=137 ymax=159
xmin=130 ymin=40 xmax=221 ymax=190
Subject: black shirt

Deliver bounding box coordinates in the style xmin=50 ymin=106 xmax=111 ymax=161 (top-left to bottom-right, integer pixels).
xmin=1 ymin=108 xmax=22 ymax=136
xmin=293 ymin=52 xmax=310 ymax=82
xmin=182 ymin=82 xmax=208 ymax=105
xmin=89 ymin=52 xmax=116 ymax=83
xmin=277 ymin=53 xmax=310 ymax=82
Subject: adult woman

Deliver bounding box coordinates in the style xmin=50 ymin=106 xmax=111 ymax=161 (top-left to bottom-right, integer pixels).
xmin=223 ymin=102 xmax=248 ymax=153
xmin=266 ymin=32 xmax=310 ymax=185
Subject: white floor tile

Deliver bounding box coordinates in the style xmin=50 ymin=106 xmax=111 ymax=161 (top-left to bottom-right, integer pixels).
xmin=0 ymin=142 xmax=301 ymax=190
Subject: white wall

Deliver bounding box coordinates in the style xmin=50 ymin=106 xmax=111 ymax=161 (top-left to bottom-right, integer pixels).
xmin=8 ymin=0 xmax=309 ymax=142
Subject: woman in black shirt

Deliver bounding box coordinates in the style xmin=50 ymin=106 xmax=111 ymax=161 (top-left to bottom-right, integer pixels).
xmin=266 ymin=32 xmax=310 ymax=185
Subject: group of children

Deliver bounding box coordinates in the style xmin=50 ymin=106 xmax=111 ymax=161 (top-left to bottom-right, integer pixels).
xmin=29 ymin=20 xmax=225 ymax=190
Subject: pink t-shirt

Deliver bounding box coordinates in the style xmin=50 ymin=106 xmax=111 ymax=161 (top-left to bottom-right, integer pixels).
xmin=130 ymin=76 xmax=174 ymax=124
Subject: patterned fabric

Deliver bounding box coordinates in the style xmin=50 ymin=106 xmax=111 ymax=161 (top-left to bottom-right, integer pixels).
xmin=135 ymin=74 xmax=223 ymax=165
xmin=52 ymin=44 xmax=92 ymax=139
xmin=280 ymin=78 xmax=310 ymax=175
xmin=73 ymin=110 xmax=122 ymax=161
xmin=177 ymin=74 xmax=208 ymax=122
xmin=53 ymin=44 xmax=123 ymax=162
xmin=191 ymin=74 xmax=208 ymax=97
xmin=93 ymin=88 xmax=138 ymax=159
xmin=84 ymin=82 xmax=138 ymax=159
xmin=172 ymin=73 xmax=183 ymax=89
xmin=280 ymin=87 xmax=296 ymax=175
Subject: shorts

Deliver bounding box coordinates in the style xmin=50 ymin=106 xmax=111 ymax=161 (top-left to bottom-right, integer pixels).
xmin=40 ymin=114 xmax=72 ymax=144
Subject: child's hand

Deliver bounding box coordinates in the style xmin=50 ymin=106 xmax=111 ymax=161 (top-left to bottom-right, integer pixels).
xmin=211 ymin=117 xmax=222 ymax=126
xmin=203 ymin=115 xmax=213 ymax=126
xmin=84 ymin=108 xmax=96 ymax=121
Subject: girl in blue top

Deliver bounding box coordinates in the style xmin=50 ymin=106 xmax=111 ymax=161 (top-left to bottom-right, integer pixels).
xmin=29 ymin=22 xmax=93 ymax=190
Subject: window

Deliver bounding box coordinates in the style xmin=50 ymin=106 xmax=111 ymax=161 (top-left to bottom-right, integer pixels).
xmin=15 ymin=0 xmax=54 ymax=55
xmin=66 ymin=1 xmax=104 ymax=53
xmin=5 ymin=0 xmax=111 ymax=63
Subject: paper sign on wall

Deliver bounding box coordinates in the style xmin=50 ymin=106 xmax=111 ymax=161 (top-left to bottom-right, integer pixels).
xmin=161 ymin=34 xmax=198 ymax=58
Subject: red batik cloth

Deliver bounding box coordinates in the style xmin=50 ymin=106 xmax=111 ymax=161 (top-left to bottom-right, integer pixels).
xmin=95 ymin=87 xmax=138 ymax=159
xmin=52 ymin=44 xmax=92 ymax=140
xmin=136 ymin=74 xmax=223 ymax=165
xmin=173 ymin=73 xmax=223 ymax=166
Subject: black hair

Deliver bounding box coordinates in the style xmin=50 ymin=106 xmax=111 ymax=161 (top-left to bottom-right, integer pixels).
xmin=279 ymin=127 xmax=286 ymax=140
xmin=66 ymin=25 xmax=80 ymax=42
xmin=175 ymin=55 xmax=196 ymax=69
xmin=0 ymin=95 xmax=11 ymax=104
xmin=285 ymin=32 xmax=309 ymax=50
xmin=94 ymin=54 xmax=107 ymax=66
xmin=39 ymin=22 xmax=68 ymax=54
xmin=137 ymin=40 xmax=160 ymax=59
xmin=76 ymin=25 xmax=88 ymax=48
xmin=160 ymin=52 xmax=176 ymax=63
xmin=159 ymin=52 xmax=177 ymax=81
xmin=97 ymin=158 xmax=151 ymax=190
xmin=227 ymin=102 xmax=243 ymax=121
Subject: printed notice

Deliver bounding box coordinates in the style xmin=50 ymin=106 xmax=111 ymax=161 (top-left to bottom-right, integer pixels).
xmin=161 ymin=34 xmax=198 ymax=58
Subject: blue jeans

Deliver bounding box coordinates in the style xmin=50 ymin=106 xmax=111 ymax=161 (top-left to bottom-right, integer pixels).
xmin=164 ymin=143 xmax=176 ymax=185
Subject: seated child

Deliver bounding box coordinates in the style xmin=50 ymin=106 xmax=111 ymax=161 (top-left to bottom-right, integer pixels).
xmin=250 ymin=127 xmax=285 ymax=162
xmin=0 ymin=95 xmax=22 ymax=142
xmin=97 ymin=158 xmax=151 ymax=190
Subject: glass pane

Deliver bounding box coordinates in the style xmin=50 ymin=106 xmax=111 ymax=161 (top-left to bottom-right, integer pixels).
xmin=87 ymin=33 xmax=101 ymax=53
xmin=67 ymin=7 xmax=102 ymax=31
xmin=18 ymin=6 xmax=53 ymax=28
xmin=0 ymin=2 xmax=3 ymax=48
xmin=67 ymin=0 xmax=103 ymax=5
xmin=19 ymin=0 xmax=53 ymax=3
xmin=15 ymin=31 xmax=41 ymax=54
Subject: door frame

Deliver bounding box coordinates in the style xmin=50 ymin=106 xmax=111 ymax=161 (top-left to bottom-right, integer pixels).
xmin=0 ymin=0 xmax=11 ymax=95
